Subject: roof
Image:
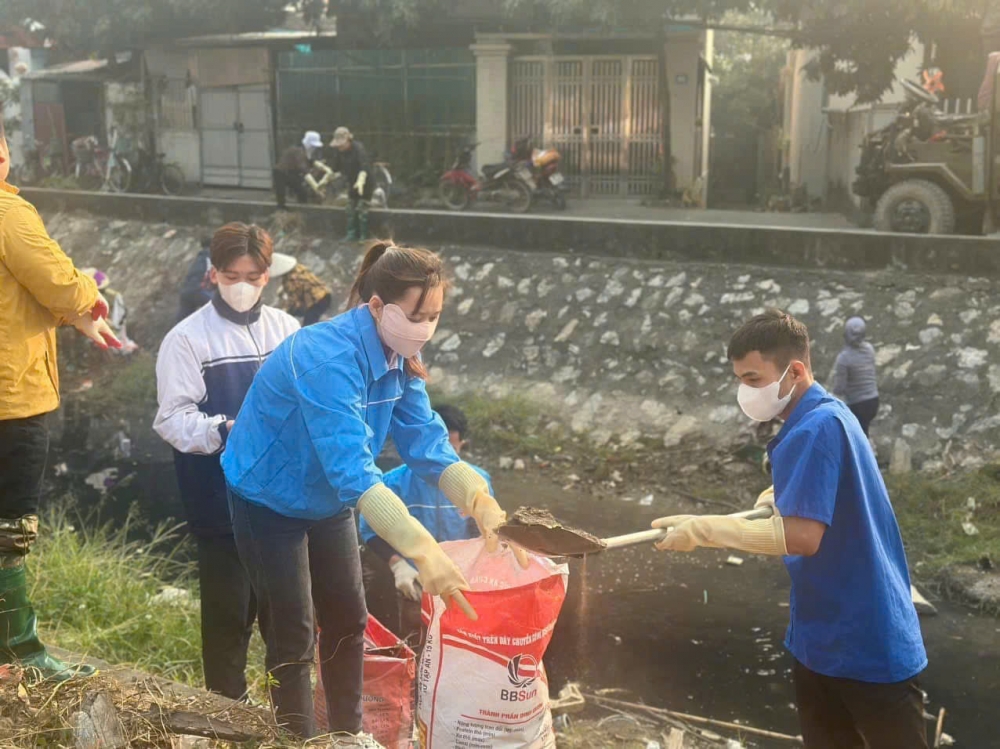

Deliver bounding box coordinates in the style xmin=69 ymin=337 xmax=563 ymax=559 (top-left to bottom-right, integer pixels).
xmin=23 ymin=58 xmax=109 ymax=80
xmin=22 ymin=52 xmax=138 ymax=82
xmin=175 ymin=28 xmax=336 ymax=48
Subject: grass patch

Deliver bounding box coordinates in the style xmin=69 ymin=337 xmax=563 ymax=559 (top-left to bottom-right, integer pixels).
xmin=27 ymin=503 xmax=265 ymax=691
xmin=79 ymin=350 xmax=158 ymax=417
xmin=887 ymin=467 xmax=1000 ymax=577
xmin=431 ymin=390 xmax=565 ymax=457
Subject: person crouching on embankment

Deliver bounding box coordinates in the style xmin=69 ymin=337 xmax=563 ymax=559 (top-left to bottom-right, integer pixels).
xmin=220 ymin=241 xmax=528 ymax=742
xmin=652 ymin=309 xmax=928 ymax=749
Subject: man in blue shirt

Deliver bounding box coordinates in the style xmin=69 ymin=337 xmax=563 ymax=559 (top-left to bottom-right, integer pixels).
xmin=652 ymin=309 xmax=927 ymax=748
xmin=361 ymin=405 xmax=488 ymax=603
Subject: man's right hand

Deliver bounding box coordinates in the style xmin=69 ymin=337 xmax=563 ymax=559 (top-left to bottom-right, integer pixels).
xmin=72 ymin=314 xmax=122 ymax=350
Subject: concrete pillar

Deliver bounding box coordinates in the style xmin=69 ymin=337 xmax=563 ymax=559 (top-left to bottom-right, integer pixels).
xmin=470 ymin=41 xmax=512 ymax=172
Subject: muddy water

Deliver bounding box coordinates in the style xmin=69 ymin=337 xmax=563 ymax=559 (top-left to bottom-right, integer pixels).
xmin=492 ymin=474 xmax=1000 ymax=748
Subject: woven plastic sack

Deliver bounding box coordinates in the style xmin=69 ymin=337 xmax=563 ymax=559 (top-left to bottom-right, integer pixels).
xmin=417 ymin=539 xmax=569 ymax=748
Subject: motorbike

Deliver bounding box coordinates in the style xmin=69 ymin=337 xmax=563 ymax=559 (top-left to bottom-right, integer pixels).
xmin=438 ymin=143 xmax=534 ymax=213
xmin=529 ymin=147 xmax=567 ymax=210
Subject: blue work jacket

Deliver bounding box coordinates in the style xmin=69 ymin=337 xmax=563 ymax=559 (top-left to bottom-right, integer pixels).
xmin=221 ymin=305 xmax=460 ymax=519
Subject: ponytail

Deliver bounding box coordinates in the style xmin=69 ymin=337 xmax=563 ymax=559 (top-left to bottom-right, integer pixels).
xmin=347 ymin=239 xmax=448 ymax=382
xmin=348 ymin=240 xmax=393 ymax=308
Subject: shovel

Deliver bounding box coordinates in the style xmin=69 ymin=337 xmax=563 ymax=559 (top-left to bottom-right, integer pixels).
xmin=499 ymin=506 xmax=775 ymax=559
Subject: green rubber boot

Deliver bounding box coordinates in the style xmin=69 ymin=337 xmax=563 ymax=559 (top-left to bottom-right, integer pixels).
xmin=357 ymin=202 xmax=370 ymax=241
xmin=344 ymin=202 xmax=358 ymax=242
xmin=0 ymin=565 xmax=97 ymax=683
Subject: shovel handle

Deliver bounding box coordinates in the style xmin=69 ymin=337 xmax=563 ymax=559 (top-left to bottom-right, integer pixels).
xmin=602 ymin=506 xmax=775 ymax=552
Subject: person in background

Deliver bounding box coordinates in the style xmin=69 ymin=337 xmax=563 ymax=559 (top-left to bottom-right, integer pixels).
xmin=269 ymin=251 xmax=333 ymax=326
xmin=360 ymin=405 xmax=487 ymax=635
xmin=81 ymin=268 xmax=138 ymax=354
xmin=0 ymin=111 xmax=121 ymax=682
xmin=273 ymin=130 xmax=333 ymax=211
xmin=221 ymin=241 xmax=526 ymax=741
xmin=831 ymin=316 xmax=879 ymax=436
xmin=153 ymin=223 xmax=299 ymax=701
xmin=177 ymin=237 xmax=216 ymax=322
xmin=329 ymin=127 xmax=373 ymax=242
xmin=652 ymin=310 xmax=927 ymax=749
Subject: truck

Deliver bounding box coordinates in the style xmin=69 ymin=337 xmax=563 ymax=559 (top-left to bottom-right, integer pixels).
xmin=853 ymin=70 xmax=997 ymax=235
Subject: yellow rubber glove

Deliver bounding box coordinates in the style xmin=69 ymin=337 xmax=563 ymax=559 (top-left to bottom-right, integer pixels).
xmin=439 ymin=462 xmax=530 ymax=568
xmin=390 ymin=557 xmax=422 ymax=602
xmin=755 ymin=486 xmax=776 ymax=511
xmin=304 ymin=173 xmax=322 ymax=195
xmin=354 ymin=171 xmax=367 ymax=194
xmin=652 ymin=509 xmax=787 ymax=556
xmin=358 ymin=483 xmax=476 ymax=620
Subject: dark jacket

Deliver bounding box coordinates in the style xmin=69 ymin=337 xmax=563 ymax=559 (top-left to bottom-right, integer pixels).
xmin=177 ymin=249 xmax=214 ymax=322
xmin=330 ymin=141 xmax=371 ymax=185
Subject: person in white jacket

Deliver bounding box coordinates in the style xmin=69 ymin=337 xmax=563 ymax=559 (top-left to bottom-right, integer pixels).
xmin=153 ymin=223 xmax=299 ymax=700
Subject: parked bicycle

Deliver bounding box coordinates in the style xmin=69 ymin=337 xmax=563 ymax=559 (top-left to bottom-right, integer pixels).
xmin=72 ymin=128 xmax=131 ymax=193
xmin=131 ymin=147 xmax=186 ymax=196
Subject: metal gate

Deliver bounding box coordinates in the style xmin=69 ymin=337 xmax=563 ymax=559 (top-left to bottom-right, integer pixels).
xmin=200 ymin=85 xmax=273 ymax=189
xmin=509 ymin=56 xmax=661 ymax=197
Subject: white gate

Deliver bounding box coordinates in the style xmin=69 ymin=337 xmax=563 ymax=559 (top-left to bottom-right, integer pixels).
xmin=200 ymin=85 xmax=273 ymax=189
xmin=509 ymin=55 xmax=661 ymax=197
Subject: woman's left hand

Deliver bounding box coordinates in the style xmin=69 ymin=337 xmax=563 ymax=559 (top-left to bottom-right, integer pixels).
xmin=473 ymin=492 xmax=530 ymax=568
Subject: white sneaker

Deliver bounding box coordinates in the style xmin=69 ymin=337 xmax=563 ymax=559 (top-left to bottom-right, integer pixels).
xmin=323 ymin=732 xmax=386 ymax=749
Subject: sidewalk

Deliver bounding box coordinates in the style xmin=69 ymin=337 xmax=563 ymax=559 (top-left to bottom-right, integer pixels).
xmin=196 ymin=186 xmax=859 ymax=231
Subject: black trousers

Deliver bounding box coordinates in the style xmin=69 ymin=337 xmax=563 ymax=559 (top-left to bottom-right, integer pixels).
xmin=196 ymin=534 xmax=263 ymax=701
xmin=230 ymin=492 xmax=367 ymax=738
xmin=273 ymin=169 xmax=310 ymax=209
xmin=0 ymin=415 xmax=49 ymax=520
xmin=793 ymin=660 xmax=928 ymax=749
xmin=849 ymin=397 xmax=880 ymax=437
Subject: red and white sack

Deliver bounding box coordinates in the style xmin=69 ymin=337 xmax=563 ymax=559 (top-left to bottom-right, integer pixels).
xmin=315 ymin=615 xmax=416 ymax=748
xmin=417 ymin=539 xmax=568 ymax=748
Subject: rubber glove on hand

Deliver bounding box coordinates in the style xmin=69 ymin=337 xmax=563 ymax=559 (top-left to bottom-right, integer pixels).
xmin=354 ymin=171 xmax=367 ymax=194
xmin=359 ymin=484 xmax=477 ymax=620
xmin=651 ymin=510 xmax=786 ymax=556
xmin=755 ymin=486 xmax=776 ymax=511
xmin=390 ymin=557 xmax=422 ymax=602
xmin=91 ymin=293 xmax=109 ymax=321
xmin=305 ymin=173 xmax=322 ymax=195
xmin=72 ymin=314 xmax=122 ymax=350
xmin=439 ymin=462 xmax=530 ymax=568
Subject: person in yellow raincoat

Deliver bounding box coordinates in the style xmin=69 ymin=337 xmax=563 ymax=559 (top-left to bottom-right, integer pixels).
xmin=0 ymin=112 xmax=121 ymax=682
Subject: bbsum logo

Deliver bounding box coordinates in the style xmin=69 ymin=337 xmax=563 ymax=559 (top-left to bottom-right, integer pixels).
xmin=506 ymin=654 xmax=539 ymax=688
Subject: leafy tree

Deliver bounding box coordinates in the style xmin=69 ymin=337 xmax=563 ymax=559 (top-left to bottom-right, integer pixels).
xmin=0 ymin=0 xmax=289 ymax=57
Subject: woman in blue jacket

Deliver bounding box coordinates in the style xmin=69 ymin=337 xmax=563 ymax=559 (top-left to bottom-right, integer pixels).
xmin=221 ymin=241 xmax=523 ymax=741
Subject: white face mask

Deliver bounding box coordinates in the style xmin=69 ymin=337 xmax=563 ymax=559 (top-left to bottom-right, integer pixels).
xmin=219 ymin=281 xmax=263 ymax=313
xmin=737 ymin=364 xmax=796 ymax=422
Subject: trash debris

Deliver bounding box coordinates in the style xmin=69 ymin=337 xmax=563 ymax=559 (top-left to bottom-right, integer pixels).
xmin=150 ymin=587 xmax=194 ymax=608
xmin=513 ymin=458 xmax=527 ymax=471
xmin=85 ymin=468 xmax=119 ymax=495
xmin=550 ymin=683 xmax=585 ymax=715
xmin=498 ymin=457 xmax=514 ymax=470
xmin=939 ymin=733 xmax=955 ymax=746
xmin=163 ymin=229 xmax=177 ymax=239
xmin=962 ymin=519 xmax=979 ymax=536
xmin=725 ymin=556 xmax=745 ymax=567
xmin=72 ymin=692 xmax=126 ymax=749
xmin=53 ymin=462 xmax=69 ymax=477
xmin=639 ymin=494 xmax=654 ymax=507
xmin=967 ymin=497 xmax=977 ymax=511
xmin=911 ymin=584 xmax=938 ymax=616
xmin=645 ymin=741 xmax=662 ymax=749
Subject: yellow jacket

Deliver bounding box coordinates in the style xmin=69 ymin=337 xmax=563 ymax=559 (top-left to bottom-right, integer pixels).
xmin=0 ymin=183 xmax=98 ymax=420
